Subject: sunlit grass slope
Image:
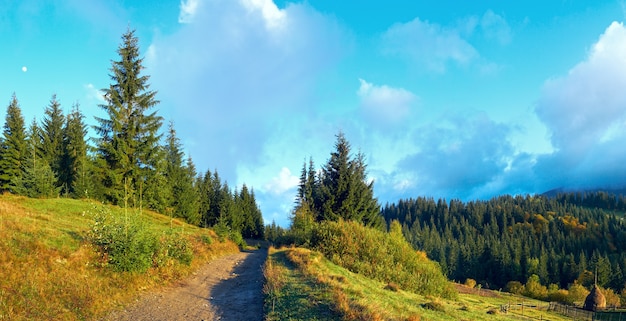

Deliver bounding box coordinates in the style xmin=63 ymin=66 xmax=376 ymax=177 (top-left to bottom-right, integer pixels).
xmin=266 ymin=247 xmax=572 ymax=321
xmin=0 ymin=194 xmax=239 ymax=320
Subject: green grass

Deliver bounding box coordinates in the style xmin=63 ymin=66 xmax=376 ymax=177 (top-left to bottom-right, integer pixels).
xmin=0 ymin=194 xmax=239 ymax=320
xmin=264 ymin=248 xmax=340 ymax=321
xmin=268 ymin=247 xmax=573 ymax=321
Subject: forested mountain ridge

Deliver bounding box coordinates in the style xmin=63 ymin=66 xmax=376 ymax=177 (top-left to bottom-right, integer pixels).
xmin=381 ymin=193 xmax=626 ymax=292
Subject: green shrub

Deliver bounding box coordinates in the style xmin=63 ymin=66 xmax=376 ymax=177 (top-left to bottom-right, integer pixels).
xmin=200 ymin=234 xmax=213 ymax=245
xmin=228 ymin=230 xmax=247 ymax=249
xmin=88 ymin=207 xmax=194 ymax=272
xmin=213 ymin=223 xmax=229 ymax=242
xmin=505 ymin=281 xmax=524 ymax=295
xmin=464 ymin=278 xmax=477 ymax=288
xmin=524 ymin=274 xmax=547 ymax=300
xmin=88 ymin=207 xmax=157 ymax=273
xmin=163 ymin=231 xmax=193 ymax=265
xmin=311 ymin=220 xmax=456 ymax=299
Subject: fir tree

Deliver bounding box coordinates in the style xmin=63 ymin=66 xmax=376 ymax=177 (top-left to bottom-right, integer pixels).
xmin=164 ymin=122 xmax=199 ymax=224
xmin=41 ymin=94 xmax=65 ymax=181
xmin=61 ymin=103 xmax=90 ymax=197
xmin=14 ymin=118 xmax=59 ymax=198
xmin=0 ymin=94 xmax=28 ymax=193
xmin=316 ymin=132 xmax=382 ymax=228
xmin=94 ymin=28 xmax=162 ymax=206
xmin=141 ymin=146 xmax=168 ymax=213
xmin=180 ymin=156 xmax=200 ymax=225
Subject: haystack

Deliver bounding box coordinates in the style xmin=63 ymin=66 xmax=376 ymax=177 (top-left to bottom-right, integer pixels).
xmin=583 ymin=284 xmax=606 ymax=311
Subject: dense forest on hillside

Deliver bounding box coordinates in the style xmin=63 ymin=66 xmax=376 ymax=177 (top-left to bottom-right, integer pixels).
xmin=381 ymin=192 xmax=626 ymax=292
xmin=0 ymin=29 xmax=263 ymax=239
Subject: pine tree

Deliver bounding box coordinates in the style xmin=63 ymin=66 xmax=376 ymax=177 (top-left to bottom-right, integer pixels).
xmin=198 ymin=170 xmax=214 ymax=227
xmin=164 ymin=122 xmax=199 ymax=224
xmin=239 ymin=184 xmax=264 ymax=238
xmin=141 ymin=147 xmax=168 ymax=213
xmin=14 ymin=119 xmax=59 ymax=198
xmin=249 ymin=188 xmax=264 ymax=238
xmin=61 ymin=103 xmax=90 ymax=198
xmin=41 ymin=94 xmax=65 ymax=181
xmin=180 ymin=156 xmax=200 ymax=224
xmin=0 ymin=94 xmax=28 ymax=193
xmin=316 ymin=132 xmax=382 ymax=228
xmin=94 ymin=28 xmax=163 ymax=206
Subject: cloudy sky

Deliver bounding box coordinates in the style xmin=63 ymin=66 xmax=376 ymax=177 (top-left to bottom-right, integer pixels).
xmin=2 ymin=0 xmax=626 ymax=226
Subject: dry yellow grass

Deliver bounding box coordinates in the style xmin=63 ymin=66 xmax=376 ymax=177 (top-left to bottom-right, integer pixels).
xmin=0 ymin=194 xmax=239 ymax=320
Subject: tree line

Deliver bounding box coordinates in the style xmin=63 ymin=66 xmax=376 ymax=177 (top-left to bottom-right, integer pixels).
xmin=381 ymin=194 xmax=626 ymax=294
xmin=0 ymin=29 xmax=263 ymax=239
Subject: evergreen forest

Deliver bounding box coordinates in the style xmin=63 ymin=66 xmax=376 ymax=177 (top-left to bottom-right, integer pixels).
xmin=381 ymin=193 xmax=626 ymax=294
xmin=0 ymin=29 xmax=264 ymax=239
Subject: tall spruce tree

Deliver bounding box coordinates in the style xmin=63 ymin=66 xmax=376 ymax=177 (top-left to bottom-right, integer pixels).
xmin=316 ymin=132 xmax=382 ymax=228
xmin=0 ymin=94 xmax=28 ymax=193
xmin=61 ymin=103 xmax=91 ymax=198
xmin=41 ymin=94 xmax=65 ymax=181
xmin=164 ymin=122 xmax=199 ymax=224
xmin=94 ymin=28 xmax=163 ymax=206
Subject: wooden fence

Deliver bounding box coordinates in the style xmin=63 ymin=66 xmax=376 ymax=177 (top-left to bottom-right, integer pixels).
xmin=547 ymin=302 xmax=626 ymax=321
xmin=502 ymin=301 xmax=552 ymax=320
xmin=547 ymin=302 xmax=593 ymax=320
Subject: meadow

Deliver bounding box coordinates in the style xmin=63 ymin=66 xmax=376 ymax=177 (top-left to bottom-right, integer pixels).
xmin=0 ymin=194 xmax=239 ymax=320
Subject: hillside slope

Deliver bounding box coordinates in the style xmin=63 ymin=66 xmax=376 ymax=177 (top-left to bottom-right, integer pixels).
xmin=266 ymin=247 xmax=572 ymax=321
xmin=0 ymin=195 xmax=239 ymax=320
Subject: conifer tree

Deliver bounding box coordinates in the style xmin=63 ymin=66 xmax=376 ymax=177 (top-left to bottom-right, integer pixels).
xmin=0 ymin=94 xmax=28 ymax=193
xmin=164 ymin=122 xmax=199 ymax=224
xmin=61 ymin=103 xmax=90 ymax=197
xmin=14 ymin=119 xmax=59 ymax=198
xmin=316 ymin=132 xmax=382 ymax=228
xmin=94 ymin=28 xmax=162 ymax=206
xmin=141 ymin=146 xmax=168 ymax=213
xmin=41 ymin=94 xmax=65 ymax=181
xmin=198 ymin=170 xmax=215 ymax=227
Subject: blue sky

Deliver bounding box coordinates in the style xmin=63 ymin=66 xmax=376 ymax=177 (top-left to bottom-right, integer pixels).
xmin=2 ymin=1 xmax=626 ymax=226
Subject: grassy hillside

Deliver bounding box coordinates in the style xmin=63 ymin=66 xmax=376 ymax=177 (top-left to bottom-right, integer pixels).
xmin=265 ymin=247 xmax=572 ymax=321
xmin=0 ymin=194 xmax=239 ymax=320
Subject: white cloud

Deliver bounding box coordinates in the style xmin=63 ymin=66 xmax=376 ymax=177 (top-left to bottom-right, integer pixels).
xmin=146 ymin=0 xmax=345 ymax=182
xmin=357 ymin=78 xmax=417 ymax=124
xmin=240 ymin=0 xmax=286 ymax=31
xmin=536 ymin=21 xmax=626 ymax=156
xmin=381 ymin=17 xmax=478 ymax=73
xmin=264 ymin=167 xmax=299 ymax=196
xmin=480 ymin=10 xmax=511 ymax=45
xmin=533 ymin=21 xmax=626 ymax=189
xmin=178 ymin=0 xmax=199 ymax=24
xmin=84 ymin=83 xmax=105 ymax=102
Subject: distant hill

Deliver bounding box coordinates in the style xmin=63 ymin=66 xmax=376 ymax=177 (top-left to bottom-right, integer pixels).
xmin=542 ymin=186 xmax=626 ymax=198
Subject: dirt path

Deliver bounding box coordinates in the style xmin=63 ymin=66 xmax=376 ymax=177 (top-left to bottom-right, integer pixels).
xmin=103 ymin=249 xmax=267 ymax=321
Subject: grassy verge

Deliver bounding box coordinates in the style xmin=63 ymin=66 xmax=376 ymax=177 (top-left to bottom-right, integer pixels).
xmin=0 ymin=194 xmax=239 ymax=320
xmin=267 ymin=247 xmax=573 ymax=321
xmin=264 ymin=247 xmax=341 ymax=320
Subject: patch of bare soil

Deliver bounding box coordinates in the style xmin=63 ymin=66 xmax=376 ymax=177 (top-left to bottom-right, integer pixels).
xmin=454 ymin=283 xmax=502 ymax=298
xmin=102 ymin=249 xmax=268 ymax=321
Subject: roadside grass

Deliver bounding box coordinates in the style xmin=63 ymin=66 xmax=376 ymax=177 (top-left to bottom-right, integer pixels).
xmin=0 ymin=194 xmax=239 ymax=321
xmin=264 ymin=247 xmax=341 ymax=321
xmin=268 ymin=247 xmax=572 ymax=321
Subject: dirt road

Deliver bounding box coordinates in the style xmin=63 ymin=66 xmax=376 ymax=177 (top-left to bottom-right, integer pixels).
xmin=103 ymin=249 xmax=267 ymax=321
